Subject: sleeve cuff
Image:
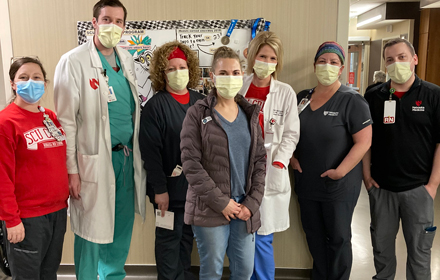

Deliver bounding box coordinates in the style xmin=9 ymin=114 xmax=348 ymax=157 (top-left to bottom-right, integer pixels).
xmin=154 ymin=185 xmax=168 ymax=194
xmin=5 ymin=217 xmax=22 ymax=228
xmin=272 ymin=161 xmax=285 ymax=169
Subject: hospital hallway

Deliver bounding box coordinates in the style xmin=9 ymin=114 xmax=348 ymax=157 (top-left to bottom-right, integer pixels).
xmin=0 ymin=185 xmax=439 ymax=280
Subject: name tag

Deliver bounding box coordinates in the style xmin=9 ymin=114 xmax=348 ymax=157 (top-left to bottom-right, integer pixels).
xmin=108 ymin=86 xmax=117 ymax=103
xmin=383 ymin=100 xmax=396 ymax=124
xmin=297 ymin=98 xmax=310 ymax=114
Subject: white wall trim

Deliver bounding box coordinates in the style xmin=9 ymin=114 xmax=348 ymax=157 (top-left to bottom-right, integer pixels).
xmin=0 ymin=0 xmax=13 ymax=109
xmin=337 ymin=0 xmax=350 ymax=85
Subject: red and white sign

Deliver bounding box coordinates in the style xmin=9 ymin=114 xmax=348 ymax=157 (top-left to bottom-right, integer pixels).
xmin=349 ymin=72 xmax=355 ymax=85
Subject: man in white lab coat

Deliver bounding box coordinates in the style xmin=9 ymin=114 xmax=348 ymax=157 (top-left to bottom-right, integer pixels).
xmin=54 ymin=1 xmax=146 ymax=279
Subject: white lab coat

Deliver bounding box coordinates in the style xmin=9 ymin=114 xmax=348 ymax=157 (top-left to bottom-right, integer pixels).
xmin=239 ymin=74 xmax=299 ymax=235
xmin=54 ymin=40 xmax=146 ymax=244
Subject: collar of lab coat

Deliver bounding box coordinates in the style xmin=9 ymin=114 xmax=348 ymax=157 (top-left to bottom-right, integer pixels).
xmin=87 ymin=39 xmax=137 ymax=88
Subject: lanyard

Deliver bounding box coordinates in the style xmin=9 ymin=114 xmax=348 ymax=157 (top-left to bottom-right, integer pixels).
xmin=39 ymin=107 xmax=65 ymax=142
xmin=297 ymin=88 xmax=315 ymax=114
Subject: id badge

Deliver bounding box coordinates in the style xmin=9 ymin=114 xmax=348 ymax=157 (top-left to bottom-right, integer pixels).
xmin=170 ymin=165 xmax=183 ymax=177
xmin=297 ymin=98 xmax=310 ymax=114
xmin=383 ymin=100 xmax=396 ymax=124
xmin=108 ymin=86 xmax=117 ymax=103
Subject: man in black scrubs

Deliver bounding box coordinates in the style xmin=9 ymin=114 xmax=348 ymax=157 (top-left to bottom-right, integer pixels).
xmin=363 ymin=38 xmax=440 ymax=280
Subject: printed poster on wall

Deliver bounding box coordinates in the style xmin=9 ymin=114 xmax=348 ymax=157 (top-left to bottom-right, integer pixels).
xmin=77 ymin=19 xmax=267 ymax=106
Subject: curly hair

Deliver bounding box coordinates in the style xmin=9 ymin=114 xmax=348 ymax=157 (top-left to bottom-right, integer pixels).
xmin=149 ymin=41 xmax=200 ymax=92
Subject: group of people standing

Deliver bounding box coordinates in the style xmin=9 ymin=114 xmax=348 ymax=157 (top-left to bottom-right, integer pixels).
xmin=0 ymin=0 xmax=438 ymax=280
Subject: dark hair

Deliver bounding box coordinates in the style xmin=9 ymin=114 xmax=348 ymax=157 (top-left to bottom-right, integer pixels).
xmin=9 ymin=57 xmax=47 ymax=101
xmin=382 ymin=38 xmax=415 ymax=59
xmin=10 ymin=57 xmax=47 ymax=83
xmin=93 ymin=0 xmax=127 ymax=23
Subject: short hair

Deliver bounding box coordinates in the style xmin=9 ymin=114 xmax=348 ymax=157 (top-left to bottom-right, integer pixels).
xmin=149 ymin=41 xmax=200 ymax=92
xmin=373 ymin=70 xmax=386 ymax=83
xmin=93 ymin=0 xmax=127 ymax=23
xmin=246 ymin=31 xmax=284 ymax=79
xmin=211 ymin=46 xmax=241 ymax=73
xmin=9 ymin=57 xmax=48 ymax=95
xmin=382 ymin=38 xmax=415 ymax=59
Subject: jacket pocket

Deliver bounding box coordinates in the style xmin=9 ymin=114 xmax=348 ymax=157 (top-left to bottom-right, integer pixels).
xmin=77 ymin=151 xmax=99 ymax=183
xmin=197 ymin=197 xmax=205 ymax=212
xmin=266 ymin=165 xmax=289 ymax=193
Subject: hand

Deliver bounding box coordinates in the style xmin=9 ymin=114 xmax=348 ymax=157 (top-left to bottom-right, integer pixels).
xmin=290 ymin=157 xmax=302 ymax=173
xmin=321 ymin=169 xmax=344 ymax=180
xmin=425 ymin=184 xmax=437 ymax=200
xmin=236 ymin=205 xmax=251 ymax=221
xmin=7 ymin=222 xmax=25 ymax=244
xmin=363 ymin=176 xmax=380 ymax=191
xmin=155 ymin=192 xmax=169 ymax=217
xmin=69 ymin=173 xmax=81 ymax=199
xmin=221 ymin=199 xmax=241 ymax=221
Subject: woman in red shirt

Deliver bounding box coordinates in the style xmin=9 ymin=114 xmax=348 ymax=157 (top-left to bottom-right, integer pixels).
xmin=0 ymin=57 xmax=69 ymax=279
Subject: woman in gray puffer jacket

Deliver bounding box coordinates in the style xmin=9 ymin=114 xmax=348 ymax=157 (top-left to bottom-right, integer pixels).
xmin=180 ymin=46 xmax=266 ymax=280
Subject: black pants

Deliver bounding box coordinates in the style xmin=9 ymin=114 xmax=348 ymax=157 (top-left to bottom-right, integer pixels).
xmin=155 ymin=207 xmax=195 ymax=280
xmin=3 ymin=208 xmax=67 ymax=280
xmin=298 ymin=197 xmax=358 ymax=280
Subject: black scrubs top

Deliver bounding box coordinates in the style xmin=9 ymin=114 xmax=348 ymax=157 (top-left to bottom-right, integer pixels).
xmin=294 ymin=85 xmax=372 ymax=201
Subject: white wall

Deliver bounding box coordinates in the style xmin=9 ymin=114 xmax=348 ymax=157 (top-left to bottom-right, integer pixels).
xmin=0 ymin=0 xmax=13 ymax=109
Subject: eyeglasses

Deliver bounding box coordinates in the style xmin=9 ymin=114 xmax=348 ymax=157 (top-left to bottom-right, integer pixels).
xmin=10 ymin=56 xmax=40 ymax=64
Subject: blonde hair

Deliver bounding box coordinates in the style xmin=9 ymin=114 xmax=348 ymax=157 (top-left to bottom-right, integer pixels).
xmin=211 ymin=46 xmax=241 ymax=73
xmin=150 ymin=41 xmax=200 ymax=92
xmin=246 ymin=31 xmax=283 ymax=79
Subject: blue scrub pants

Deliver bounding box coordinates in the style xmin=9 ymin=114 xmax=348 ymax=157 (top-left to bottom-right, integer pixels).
xmin=251 ymin=233 xmax=275 ymax=280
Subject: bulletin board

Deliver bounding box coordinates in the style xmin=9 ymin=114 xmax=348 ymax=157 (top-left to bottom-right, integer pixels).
xmin=77 ymin=19 xmax=267 ymax=106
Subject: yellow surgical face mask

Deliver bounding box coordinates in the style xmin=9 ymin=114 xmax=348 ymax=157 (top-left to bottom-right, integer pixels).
xmin=98 ymin=24 xmax=123 ymax=49
xmin=315 ymin=64 xmax=341 ymax=86
xmin=166 ymin=69 xmax=189 ymax=91
xmin=214 ymin=75 xmax=243 ymax=99
xmin=253 ymin=60 xmax=277 ymax=79
xmin=386 ymin=62 xmax=413 ymax=84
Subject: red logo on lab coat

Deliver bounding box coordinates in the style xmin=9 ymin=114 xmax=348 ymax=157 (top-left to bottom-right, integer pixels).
xmin=416 ymin=101 xmax=422 ymax=106
xmin=89 ymin=79 xmax=99 ymax=90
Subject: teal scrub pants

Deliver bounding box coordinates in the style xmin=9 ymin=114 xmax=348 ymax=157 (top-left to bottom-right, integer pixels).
xmin=74 ymin=148 xmax=135 ymax=280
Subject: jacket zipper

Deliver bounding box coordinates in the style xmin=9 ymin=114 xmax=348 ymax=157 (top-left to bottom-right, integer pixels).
xmin=209 ymin=96 xmax=232 ymax=199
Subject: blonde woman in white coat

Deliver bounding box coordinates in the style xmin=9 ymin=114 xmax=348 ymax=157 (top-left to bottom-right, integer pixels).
xmin=238 ymin=31 xmax=299 ymax=280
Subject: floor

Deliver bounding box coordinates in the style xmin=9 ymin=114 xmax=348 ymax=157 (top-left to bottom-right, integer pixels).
xmin=350 ymin=186 xmax=440 ymax=280
xmin=1 ymin=186 xmax=439 ymax=279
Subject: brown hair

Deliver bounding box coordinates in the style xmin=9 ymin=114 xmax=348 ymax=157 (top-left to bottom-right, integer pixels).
xmin=9 ymin=57 xmax=48 ymax=96
xmin=149 ymin=41 xmax=200 ymax=92
xmin=93 ymin=0 xmax=127 ymax=23
xmin=246 ymin=31 xmax=284 ymax=79
xmin=211 ymin=46 xmax=241 ymax=72
xmin=382 ymin=38 xmax=415 ymax=59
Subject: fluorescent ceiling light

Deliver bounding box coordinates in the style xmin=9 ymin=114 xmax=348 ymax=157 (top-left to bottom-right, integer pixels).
xmin=357 ymin=14 xmax=382 ymax=27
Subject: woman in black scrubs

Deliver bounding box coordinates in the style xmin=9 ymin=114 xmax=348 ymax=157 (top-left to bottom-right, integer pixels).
xmin=291 ymin=41 xmax=372 ymax=280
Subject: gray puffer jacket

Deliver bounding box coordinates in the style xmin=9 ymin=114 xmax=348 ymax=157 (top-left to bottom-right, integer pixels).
xmin=180 ymin=90 xmax=266 ymax=233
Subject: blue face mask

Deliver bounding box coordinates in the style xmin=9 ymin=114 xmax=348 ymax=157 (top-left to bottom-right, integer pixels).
xmin=15 ymin=79 xmax=45 ymax=104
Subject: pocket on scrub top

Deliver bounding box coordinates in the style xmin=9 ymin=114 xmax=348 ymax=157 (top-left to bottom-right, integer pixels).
xmin=77 ymin=151 xmax=99 ymax=183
